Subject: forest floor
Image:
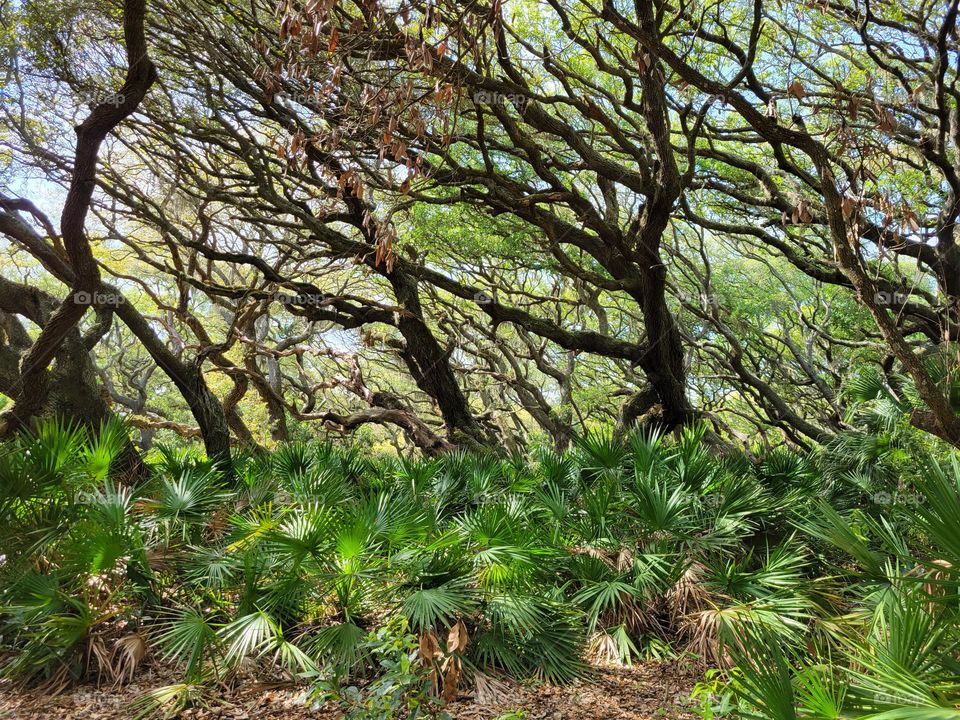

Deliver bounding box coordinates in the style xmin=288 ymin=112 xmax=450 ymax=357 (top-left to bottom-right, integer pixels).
xmin=0 ymin=660 xmax=702 ymax=719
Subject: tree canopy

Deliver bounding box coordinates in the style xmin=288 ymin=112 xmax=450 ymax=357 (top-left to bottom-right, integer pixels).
xmin=0 ymin=0 xmax=958 ymax=460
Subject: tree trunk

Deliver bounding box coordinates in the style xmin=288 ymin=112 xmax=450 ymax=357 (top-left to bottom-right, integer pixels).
xmin=112 ymin=295 xmax=232 ymax=467
xmin=387 ymin=270 xmax=492 ymax=448
xmin=1 ymin=0 xmax=157 ymax=434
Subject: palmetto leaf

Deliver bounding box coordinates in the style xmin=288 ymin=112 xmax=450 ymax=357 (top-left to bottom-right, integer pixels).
xmin=908 ymin=456 xmax=960 ymax=568
xmin=575 ymin=429 xmax=628 ymax=480
xmin=793 ymin=499 xmax=887 ymax=579
xmin=861 ymin=710 xmax=960 ymax=720
xmin=219 ymin=610 xmax=279 ymax=666
xmin=269 ymin=504 xmax=338 ymax=563
xmin=401 ymin=579 xmax=479 ymax=631
xmin=81 ymin=417 xmax=131 ymax=484
xmin=793 ymin=663 xmax=845 ymax=719
xmin=721 ymin=624 xmax=799 ymax=720
xmin=86 ymin=481 xmax=136 ymax=532
xmin=26 ymin=418 xmax=90 ymax=486
xmin=271 ymin=638 xmax=317 ymax=675
xmin=474 ymin=596 xmax=587 ymax=683
xmin=704 ymin=543 xmax=808 ymax=601
xmin=153 ymin=607 xmax=218 ymax=679
xmin=845 ymin=366 xmax=903 ymax=405
xmin=0 ymin=599 xmax=95 ymax=685
xmin=130 ymin=682 xmax=206 ymax=720
xmin=631 ymin=467 xmax=694 ymax=536
xmin=672 ymin=424 xmax=716 ymax=491
xmin=271 ymin=442 xmax=317 ymax=481
xmin=534 ymin=478 xmax=574 ymax=533
xmin=842 ymin=587 xmax=960 ymax=712
xmin=392 ymin=454 xmax=442 ymax=497
xmin=148 ymin=466 xmax=229 ymax=541
xmin=484 ymin=592 xmax=548 ymax=636
xmin=352 ymin=490 xmax=430 ymax=549
xmin=589 ymin=624 xmax=639 ymax=665
xmin=306 ymin=621 xmax=367 ymax=671
xmin=628 ymin=425 xmax=667 ymax=476
xmin=573 ymin=579 xmax=643 ymax=631
xmin=182 ymin=545 xmax=240 ymax=590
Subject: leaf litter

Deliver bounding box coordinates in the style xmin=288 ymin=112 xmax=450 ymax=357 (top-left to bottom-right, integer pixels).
xmin=0 ymin=660 xmax=700 ymax=720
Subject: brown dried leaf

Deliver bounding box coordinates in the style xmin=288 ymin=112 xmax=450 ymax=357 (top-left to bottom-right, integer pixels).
xmin=877 ymin=105 xmax=896 ymax=132
xmin=848 ymin=96 xmax=860 ymax=119
xmin=787 ymin=79 xmax=807 ymax=100
xmin=841 ymin=194 xmax=857 ymax=219
xmin=419 ymin=630 xmax=442 ymax=664
xmin=111 ymin=633 xmax=148 ymax=688
xmin=902 ymin=204 xmax=920 ymax=232
xmin=473 ymin=670 xmax=512 ymax=706
xmin=442 ymin=659 xmax=461 ymax=702
xmin=447 ymin=620 xmax=469 ymax=653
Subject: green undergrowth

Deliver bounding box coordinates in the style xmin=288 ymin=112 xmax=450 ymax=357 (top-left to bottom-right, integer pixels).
xmin=1 ymin=418 xmax=959 ymax=718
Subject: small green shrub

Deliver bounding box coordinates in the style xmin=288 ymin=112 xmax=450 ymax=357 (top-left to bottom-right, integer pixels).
xmin=306 ymin=619 xmax=449 ymax=720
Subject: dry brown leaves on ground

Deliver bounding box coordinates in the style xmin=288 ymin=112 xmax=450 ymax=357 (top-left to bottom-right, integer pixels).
xmin=0 ymin=661 xmax=701 ymax=720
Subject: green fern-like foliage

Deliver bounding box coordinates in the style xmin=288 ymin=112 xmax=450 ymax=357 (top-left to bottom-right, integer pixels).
xmin=3 ymin=417 xmax=959 ymax=718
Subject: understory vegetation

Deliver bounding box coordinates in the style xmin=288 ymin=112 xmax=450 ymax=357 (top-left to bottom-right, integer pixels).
xmin=1 ymin=419 xmax=959 ymax=719
xmin=4 ymin=0 xmax=960 ymax=718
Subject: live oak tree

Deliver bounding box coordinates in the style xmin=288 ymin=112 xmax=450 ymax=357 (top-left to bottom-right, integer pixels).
xmin=0 ymin=0 xmax=956 ymax=454
xmin=269 ymin=0 xmax=958 ymax=445
xmin=616 ymin=0 xmax=960 ymax=445
xmin=0 ymin=0 xmax=157 ymax=437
